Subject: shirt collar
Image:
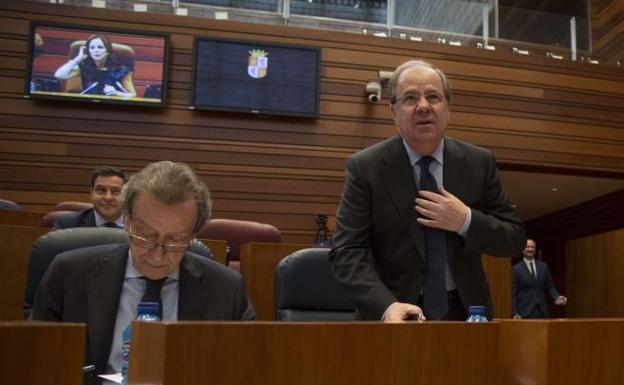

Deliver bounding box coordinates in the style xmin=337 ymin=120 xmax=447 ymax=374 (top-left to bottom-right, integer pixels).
xmin=402 ymin=137 xmax=445 ymax=168
xmin=523 ymin=257 xmax=536 ymax=264
xmin=124 ymin=250 xmax=180 ymax=280
xmin=94 ymin=210 xmax=124 ymax=228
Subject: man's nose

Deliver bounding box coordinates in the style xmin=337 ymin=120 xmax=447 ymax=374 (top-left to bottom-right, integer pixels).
xmin=415 ymin=98 xmax=432 ymax=113
xmin=150 ymin=245 xmax=166 ymax=261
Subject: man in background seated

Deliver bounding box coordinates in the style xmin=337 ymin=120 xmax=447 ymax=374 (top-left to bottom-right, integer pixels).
xmin=512 ymin=238 xmax=567 ymax=319
xmin=54 ymin=166 xmax=127 ymax=229
xmin=33 ymin=161 xmax=255 ymax=379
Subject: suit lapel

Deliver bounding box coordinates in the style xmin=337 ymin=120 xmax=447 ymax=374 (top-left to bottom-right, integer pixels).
xmin=85 ymin=244 xmax=128 ymax=371
xmin=381 ymin=136 xmax=425 ymax=260
xmin=178 ymin=254 xmax=208 ymax=320
xmin=442 ymin=137 xmax=471 ymax=204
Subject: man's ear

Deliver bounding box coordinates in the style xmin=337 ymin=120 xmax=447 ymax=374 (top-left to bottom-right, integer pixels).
xmin=390 ymin=103 xmax=399 ymax=124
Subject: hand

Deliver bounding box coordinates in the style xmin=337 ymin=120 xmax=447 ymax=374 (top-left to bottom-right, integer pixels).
xmin=73 ymin=46 xmax=87 ymax=64
xmin=415 ymin=186 xmax=468 ymax=232
xmin=383 ymin=302 xmax=426 ymax=323
xmin=103 ymin=85 xmax=117 ymax=96
xmin=513 ymin=314 xmax=522 ymax=319
xmin=555 ymin=296 xmax=567 ymax=305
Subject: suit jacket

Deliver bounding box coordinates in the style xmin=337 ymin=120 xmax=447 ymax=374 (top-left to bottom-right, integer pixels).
xmin=31 ymin=243 xmax=255 ymax=375
xmin=329 ymin=135 xmax=526 ymax=320
xmin=511 ymin=259 xmax=560 ymax=318
xmin=53 ymin=207 xmax=97 ymax=229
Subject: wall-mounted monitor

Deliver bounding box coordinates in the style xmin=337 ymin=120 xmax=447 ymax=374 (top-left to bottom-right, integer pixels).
xmin=190 ymin=37 xmax=321 ymax=118
xmin=24 ymin=22 xmax=169 ymax=107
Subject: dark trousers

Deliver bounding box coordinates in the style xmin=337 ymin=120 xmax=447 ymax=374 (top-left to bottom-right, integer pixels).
xmin=525 ymin=304 xmax=546 ymax=319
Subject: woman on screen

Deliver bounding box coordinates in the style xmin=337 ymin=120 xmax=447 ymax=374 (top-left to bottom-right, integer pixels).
xmin=54 ymin=34 xmax=136 ymax=98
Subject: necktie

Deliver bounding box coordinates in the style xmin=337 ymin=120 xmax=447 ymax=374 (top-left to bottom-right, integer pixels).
xmin=529 ymin=261 xmax=536 ymax=279
xmin=103 ymin=222 xmax=119 ymax=228
xmin=418 ymin=156 xmax=448 ymax=320
xmin=141 ymin=277 xmax=167 ymax=320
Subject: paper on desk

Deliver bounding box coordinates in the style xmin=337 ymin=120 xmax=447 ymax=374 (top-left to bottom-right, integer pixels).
xmin=98 ymin=373 xmax=123 ymax=383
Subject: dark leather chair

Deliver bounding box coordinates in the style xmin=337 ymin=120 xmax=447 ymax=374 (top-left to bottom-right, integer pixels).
xmin=40 ymin=202 xmax=93 ymax=228
xmin=40 ymin=210 xmax=75 ymax=228
xmin=0 ymin=199 xmax=22 ymax=210
xmin=54 ymin=201 xmax=93 ymax=211
xmin=23 ymin=227 xmax=214 ymax=319
xmin=197 ymin=218 xmax=282 ymax=271
xmin=274 ymin=247 xmax=356 ymax=321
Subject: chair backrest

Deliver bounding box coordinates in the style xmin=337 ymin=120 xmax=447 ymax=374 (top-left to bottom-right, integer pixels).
xmin=39 ymin=210 xmax=75 ymax=228
xmin=197 ymin=218 xmax=282 ymax=270
xmin=54 ymin=201 xmax=93 ymax=211
xmin=68 ymin=40 xmax=135 ymax=70
xmin=0 ymin=199 xmax=22 ymax=211
xmin=23 ymin=227 xmax=213 ymax=319
xmin=274 ymin=247 xmax=356 ymax=321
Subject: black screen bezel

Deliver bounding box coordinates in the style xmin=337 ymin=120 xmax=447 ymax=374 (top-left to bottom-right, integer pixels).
xmin=190 ymin=36 xmax=321 ymax=118
xmin=23 ymin=21 xmax=170 ymax=108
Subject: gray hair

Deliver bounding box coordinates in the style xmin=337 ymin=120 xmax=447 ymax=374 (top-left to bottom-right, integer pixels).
xmin=121 ymin=161 xmax=211 ymax=233
xmin=388 ymin=60 xmax=451 ymax=104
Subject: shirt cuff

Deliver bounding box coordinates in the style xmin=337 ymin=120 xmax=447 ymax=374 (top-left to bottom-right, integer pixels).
xmin=457 ymin=208 xmax=472 ymax=237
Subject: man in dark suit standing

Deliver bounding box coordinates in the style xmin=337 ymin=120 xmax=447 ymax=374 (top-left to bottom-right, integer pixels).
xmin=54 ymin=166 xmax=128 ymax=229
xmin=329 ymin=59 xmax=526 ymax=322
xmin=512 ymin=239 xmax=567 ymax=319
xmin=33 ymin=161 xmax=255 ymax=378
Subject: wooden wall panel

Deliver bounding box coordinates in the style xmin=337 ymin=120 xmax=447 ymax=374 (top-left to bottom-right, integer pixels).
xmin=1 ymin=1 xmax=624 ymax=249
xmin=592 ymin=0 xmax=624 ymax=64
xmin=482 ymin=255 xmax=512 ymax=319
xmin=565 ymin=228 xmax=624 ymax=317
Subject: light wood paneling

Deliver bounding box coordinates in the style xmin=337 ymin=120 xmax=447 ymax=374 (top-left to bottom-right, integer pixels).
xmin=500 ymin=319 xmax=624 ymax=385
xmin=129 ymin=321 xmax=500 ymax=385
xmin=240 ymin=242 xmax=310 ymax=320
xmin=0 ymin=224 xmax=48 ymax=320
xmin=482 ymin=254 xmax=512 ymax=319
xmin=565 ymin=228 xmax=624 ymax=317
xmin=0 ymin=321 xmax=86 ymax=385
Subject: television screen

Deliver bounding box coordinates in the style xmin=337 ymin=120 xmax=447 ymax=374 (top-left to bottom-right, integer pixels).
xmin=191 ymin=37 xmax=320 ymax=117
xmin=24 ymin=22 xmax=169 ymax=106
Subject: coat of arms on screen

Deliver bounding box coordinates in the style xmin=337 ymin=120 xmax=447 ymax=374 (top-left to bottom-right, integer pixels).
xmin=248 ymin=49 xmax=268 ymax=79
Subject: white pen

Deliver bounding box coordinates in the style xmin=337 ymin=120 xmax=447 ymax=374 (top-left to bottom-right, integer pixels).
xmin=80 ymin=82 xmax=99 ymax=94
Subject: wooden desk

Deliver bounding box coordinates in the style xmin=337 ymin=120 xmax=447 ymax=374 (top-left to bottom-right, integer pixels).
xmin=197 ymin=238 xmax=227 ymax=265
xmin=129 ymin=321 xmax=500 ymax=385
xmin=500 ymin=319 xmax=624 ymax=385
xmin=0 ymin=321 xmax=85 ymax=385
xmin=0 ymin=224 xmax=49 ymax=320
xmin=240 ymin=242 xmax=310 ymax=320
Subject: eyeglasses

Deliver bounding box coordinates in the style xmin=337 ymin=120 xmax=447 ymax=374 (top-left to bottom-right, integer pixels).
xmin=394 ymin=92 xmax=444 ymax=106
xmin=128 ymin=232 xmax=190 ymax=253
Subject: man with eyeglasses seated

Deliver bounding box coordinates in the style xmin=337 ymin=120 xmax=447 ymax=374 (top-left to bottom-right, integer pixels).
xmin=329 ymin=59 xmax=525 ymax=323
xmin=32 ymin=160 xmax=255 ymax=380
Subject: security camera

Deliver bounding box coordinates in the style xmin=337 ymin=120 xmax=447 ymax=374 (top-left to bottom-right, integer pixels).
xmin=366 ymin=81 xmax=381 ymax=103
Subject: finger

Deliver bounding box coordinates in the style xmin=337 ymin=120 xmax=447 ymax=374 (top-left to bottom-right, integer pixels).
xmin=414 ymin=205 xmax=438 ymax=220
xmin=439 ymin=186 xmax=454 ymax=198
xmin=417 ymin=217 xmax=444 ymax=229
xmin=403 ymin=307 xmax=426 ymax=322
xmin=418 ymin=190 xmax=443 ymax=201
xmin=415 ymin=198 xmax=438 ymax=211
